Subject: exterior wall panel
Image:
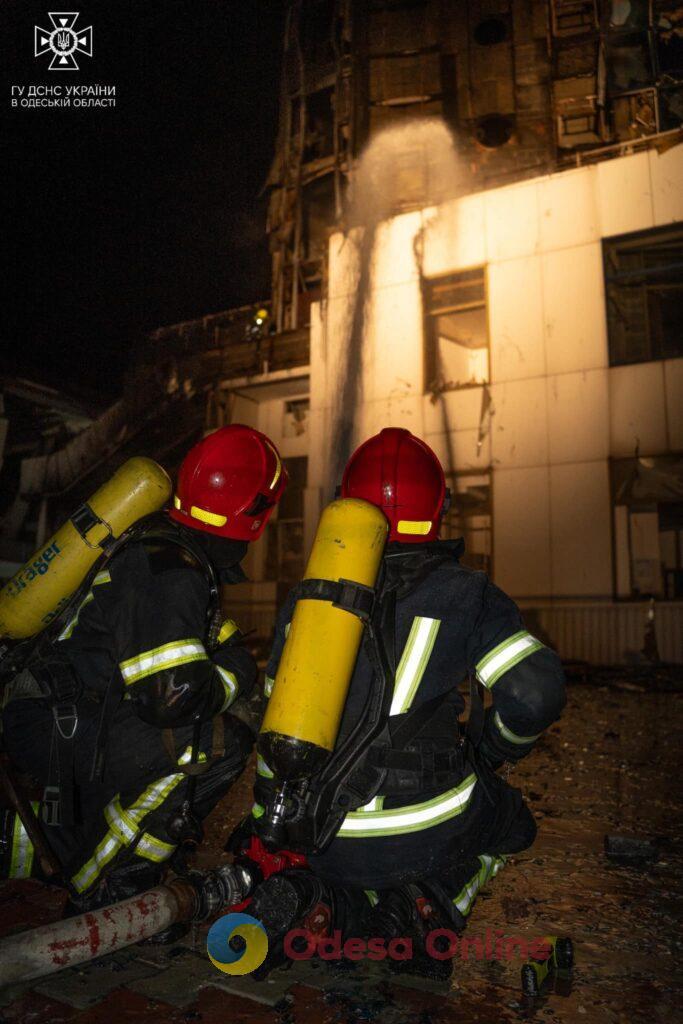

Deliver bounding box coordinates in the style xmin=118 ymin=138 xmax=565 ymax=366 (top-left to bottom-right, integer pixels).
xmin=546 ymin=369 xmax=610 ymax=465
xmin=609 ymin=362 xmax=668 ymax=456
xmin=541 ymin=242 xmax=608 ymax=375
xmin=493 ymin=465 xmax=552 ymax=597
xmin=549 ymin=460 xmax=612 ymax=597
xmin=649 ymin=147 xmax=683 ymax=226
xmin=488 ymin=256 xmax=546 ymax=383
xmin=596 ymin=151 xmax=654 ymax=238
xmin=538 ymin=167 xmax=600 ymax=251
xmin=490 ymin=377 xmax=549 ymax=469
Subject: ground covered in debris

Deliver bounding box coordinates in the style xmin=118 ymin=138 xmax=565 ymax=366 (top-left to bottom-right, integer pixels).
xmin=1 ymin=678 xmax=682 ymax=1023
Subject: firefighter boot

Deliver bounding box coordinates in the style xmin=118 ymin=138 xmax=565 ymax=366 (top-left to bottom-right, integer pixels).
xmin=370 ymin=884 xmax=462 ymax=980
xmin=249 ymin=868 xmax=336 ymax=976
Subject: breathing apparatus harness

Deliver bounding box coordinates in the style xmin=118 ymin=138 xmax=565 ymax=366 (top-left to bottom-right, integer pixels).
xmin=0 ymin=511 xmax=222 ymax=835
xmin=258 ymin=542 xmax=481 ymax=854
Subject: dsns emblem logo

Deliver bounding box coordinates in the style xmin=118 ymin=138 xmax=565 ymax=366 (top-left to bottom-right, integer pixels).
xmin=206 ymin=912 xmax=268 ymax=976
xmin=35 ymin=12 xmax=93 ymax=70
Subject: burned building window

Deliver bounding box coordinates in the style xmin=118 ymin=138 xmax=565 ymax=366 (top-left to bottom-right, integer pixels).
xmin=474 ymin=17 xmax=510 ymax=46
xmin=303 ymin=87 xmax=335 ymax=162
xmin=603 ymin=225 xmax=683 ymax=366
xmin=265 ymin=457 xmax=307 ymax=591
xmin=611 ymin=456 xmax=683 ymax=599
xmin=424 ymin=269 xmax=489 ymax=393
xmin=442 ymin=472 xmax=492 ymax=576
xmin=283 ymin=398 xmax=309 ymax=438
xmin=551 ymin=0 xmax=598 ymax=37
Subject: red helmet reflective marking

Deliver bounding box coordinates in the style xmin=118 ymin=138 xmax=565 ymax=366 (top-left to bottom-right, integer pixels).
xmin=170 ymin=424 xmax=287 ymax=541
xmin=341 ymin=428 xmax=446 ymax=543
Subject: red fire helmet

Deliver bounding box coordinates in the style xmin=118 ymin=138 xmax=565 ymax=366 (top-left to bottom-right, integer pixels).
xmin=169 ymin=424 xmax=287 ymax=541
xmin=340 ymin=428 xmax=447 ymax=543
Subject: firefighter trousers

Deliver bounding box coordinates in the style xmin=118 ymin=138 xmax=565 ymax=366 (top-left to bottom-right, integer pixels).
xmin=2 ymin=697 xmax=253 ymax=896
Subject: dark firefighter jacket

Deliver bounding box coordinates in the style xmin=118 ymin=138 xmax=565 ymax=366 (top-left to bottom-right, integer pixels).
xmin=254 ymin=539 xmax=566 ymax=887
xmin=54 ymin=531 xmax=257 ymax=730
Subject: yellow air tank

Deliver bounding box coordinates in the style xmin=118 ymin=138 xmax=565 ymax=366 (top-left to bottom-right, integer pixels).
xmin=0 ymin=457 xmax=171 ymax=640
xmin=259 ymin=497 xmax=388 ymax=789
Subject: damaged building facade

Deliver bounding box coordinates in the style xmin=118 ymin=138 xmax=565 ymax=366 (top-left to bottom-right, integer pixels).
xmin=2 ymin=0 xmax=682 ymax=661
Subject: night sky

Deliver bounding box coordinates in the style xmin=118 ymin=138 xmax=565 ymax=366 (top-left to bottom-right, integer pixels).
xmin=3 ymin=0 xmax=285 ymax=401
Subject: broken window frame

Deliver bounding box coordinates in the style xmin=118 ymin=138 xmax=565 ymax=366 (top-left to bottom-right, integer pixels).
xmin=441 ymin=469 xmax=493 ymax=577
xmin=603 ymin=224 xmax=683 ymax=368
xmin=423 ymin=267 xmax=490 ymax=395
xmin=610 ymin=455 xmax=683 ymax=600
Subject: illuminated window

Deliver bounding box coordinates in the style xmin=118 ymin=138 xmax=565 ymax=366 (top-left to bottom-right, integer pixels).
xmin=442 ymin=472 xmax=492 ymax=576
xmin=604 ymin=225 xmax=683 ymax=366
xmin=424 ymin=269 xmax=489 ymax=393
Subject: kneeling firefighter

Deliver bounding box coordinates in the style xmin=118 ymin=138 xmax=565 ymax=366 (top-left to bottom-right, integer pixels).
xmin=0 ymin=425 xmax=287 ymax=911
xmin=231 ymin=427 xmax=566 ymax=974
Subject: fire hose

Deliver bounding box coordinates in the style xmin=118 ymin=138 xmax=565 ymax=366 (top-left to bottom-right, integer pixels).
xmin=0 ymin=862 xmax=252 ymax=989
xmin=0 ymin=838 xmax=304 ymax=989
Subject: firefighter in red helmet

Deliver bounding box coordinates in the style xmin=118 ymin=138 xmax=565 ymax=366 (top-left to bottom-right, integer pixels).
xmin=2 ymin=426 xmax=286 ymax=917
xmin=240 ymin=427 xmax=565 ymax=977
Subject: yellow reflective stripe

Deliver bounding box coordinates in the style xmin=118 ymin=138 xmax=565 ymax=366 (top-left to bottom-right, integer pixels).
xmin=396 ymin=520 xmax=432 ymax=536
xmin=359 ymin=795 xmax=384 ymax=812
xmin=173 ymin=495 xmax=181 ymax=510
xmin=57 ymin=572 xmax=111 ymax=642
xmin=217 ymin=618 xmax=239 ymax=645
xmin=71 ymin=746 xmax=199 ymax=894
xmin=364 ymin=889 xmax=379 ymax=907
xmin=136 ymin=832 xmax=176 ymax=863
xmin=58 ymin=592 xmax=94 ymax=641
xmin=216 ymin=665 xmax=238 ymax=712
xmin=390 ymin=617 xmax=441 ymax=715
xmin=9 ymin=802 xmax=39 ymax=878
xmin=252 ymin=802 xmax=265 ymax=819
xmin=453 ymin=854 xmax=505 ymax=916
xmin=190 ymin=505 xmax=227 ymax=527
xmin=266 ymin=442 xmax=282 ymax=490
xmin=119 ymin=638 xmax=207 ymax=685
xmin=494 ymin=711 xmax=541 ymax=746
xmin=337 ymin=774 xmax=477 ymax=838
xmin=256 ymin=754 xmax=274 ymax=779
xmin=127 ymin=772 xmax=186 ymax=820
xmin=177 ymin=744 xmax=207 ymax=766
xmin=476 ymin=630 xmax=543 ymax=688
xmin=264 ymin=675 xmax=274 ymax=698
xmin=104 ymin=797 xmax=139 ymax=845
xmin=71 ymin=832 xmax=122 ymax=893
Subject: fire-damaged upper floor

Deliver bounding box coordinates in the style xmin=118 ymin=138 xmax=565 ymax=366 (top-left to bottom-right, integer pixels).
xmin=265 ymin=0 xmax=683 ymax=332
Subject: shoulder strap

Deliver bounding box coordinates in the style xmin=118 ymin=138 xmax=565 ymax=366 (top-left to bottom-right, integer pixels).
xmin=387 ymin=690 xmax=454 ymax=750
xmin=288 ymin=577 xmax=375 ymax=622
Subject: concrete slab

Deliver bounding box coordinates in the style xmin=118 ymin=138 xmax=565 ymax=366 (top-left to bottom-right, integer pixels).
xmin=32 ymin=948 xmax=163 ymax=1010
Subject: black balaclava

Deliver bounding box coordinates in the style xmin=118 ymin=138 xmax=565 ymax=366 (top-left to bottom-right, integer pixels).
xmin=187 ymin=529 xmax=249 ymax=584
xmin=381 ymin=537 xmax=465 ymax=599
